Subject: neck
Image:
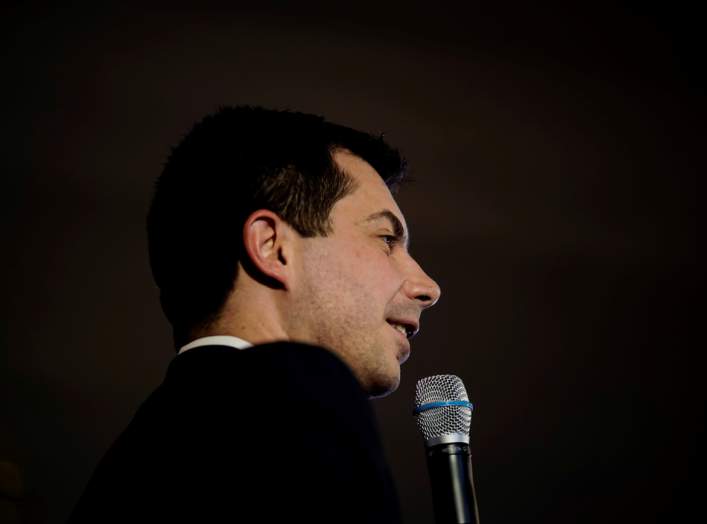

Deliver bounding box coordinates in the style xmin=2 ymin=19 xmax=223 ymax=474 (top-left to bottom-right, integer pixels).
xmin=189 ymin=284 xmax=291 ymax=347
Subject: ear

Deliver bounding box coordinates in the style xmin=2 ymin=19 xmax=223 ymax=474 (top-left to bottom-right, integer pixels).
xmin=241 ymin=209 xmax=293 ymax=290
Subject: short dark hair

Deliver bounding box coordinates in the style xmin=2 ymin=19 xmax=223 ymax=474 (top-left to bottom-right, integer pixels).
xmin=147 ymin=105 xmax=407 ymax=349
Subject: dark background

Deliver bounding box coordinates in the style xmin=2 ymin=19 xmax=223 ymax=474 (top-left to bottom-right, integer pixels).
xmin=1 ymin=2 xmax=702 ymax=523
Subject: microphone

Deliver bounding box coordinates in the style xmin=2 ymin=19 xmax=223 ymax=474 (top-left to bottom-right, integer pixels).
xmin=414 ymin=375 xmax=480 ymax=524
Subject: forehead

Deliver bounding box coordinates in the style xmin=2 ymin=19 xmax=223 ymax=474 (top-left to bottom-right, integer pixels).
xmin=331 ymin=149 xmax=407 ymax=229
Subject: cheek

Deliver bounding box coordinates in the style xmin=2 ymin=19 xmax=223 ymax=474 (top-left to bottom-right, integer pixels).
xmin=355 ymin=250 xmax=404 ymax=295
xmin=306 ymin=241 xmax=402 ymax=302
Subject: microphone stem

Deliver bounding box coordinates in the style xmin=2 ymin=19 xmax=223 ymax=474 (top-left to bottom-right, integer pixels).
xmin=426 ymin=443 xmax=480 ymax=524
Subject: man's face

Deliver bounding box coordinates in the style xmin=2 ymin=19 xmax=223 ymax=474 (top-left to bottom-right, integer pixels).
xmin=289 ymin=150 xmax=441 ymax=398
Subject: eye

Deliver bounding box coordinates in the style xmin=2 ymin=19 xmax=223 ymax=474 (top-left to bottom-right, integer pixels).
xmin=380 ymin=235 xmax=398 ymax=252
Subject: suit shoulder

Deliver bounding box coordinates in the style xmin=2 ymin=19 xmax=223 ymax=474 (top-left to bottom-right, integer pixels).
xmin=166 ymin=341 xmax=366 ymax=401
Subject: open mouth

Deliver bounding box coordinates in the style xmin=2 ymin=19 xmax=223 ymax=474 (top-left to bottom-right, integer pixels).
xmin=386 ymin=319 xmax=416 ymax=339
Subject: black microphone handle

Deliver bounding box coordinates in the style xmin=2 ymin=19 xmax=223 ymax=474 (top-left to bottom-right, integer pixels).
xmin=426 ymin=443 xmax=480 ymax=524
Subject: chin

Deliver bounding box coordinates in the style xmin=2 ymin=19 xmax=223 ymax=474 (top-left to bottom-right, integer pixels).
xmin=366 ymin=370 xmax=401 ymax=399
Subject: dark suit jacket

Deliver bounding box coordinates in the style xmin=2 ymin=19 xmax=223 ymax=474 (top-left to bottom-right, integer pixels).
xmin=68 ymin=342 xmax=403 ymax=523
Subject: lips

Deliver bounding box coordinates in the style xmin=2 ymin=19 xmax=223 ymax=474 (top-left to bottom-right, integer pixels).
xmin=385 ymin=317 xmax=418 ymax=365
xmin=385 ymin=318 xmax=419 ymax=339
xmin=386 ymin=322 xmax=412 ymax=364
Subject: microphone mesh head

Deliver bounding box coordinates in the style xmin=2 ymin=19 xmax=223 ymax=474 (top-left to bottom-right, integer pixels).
xmin=414 ymin=374 xmax=472 ymax=443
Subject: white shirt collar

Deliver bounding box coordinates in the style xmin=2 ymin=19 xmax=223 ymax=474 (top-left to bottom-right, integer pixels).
xmin=178 ymin=335 xmax=253 ymax=355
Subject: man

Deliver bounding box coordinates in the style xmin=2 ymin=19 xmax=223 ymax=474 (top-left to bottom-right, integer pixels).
xmin=68 ymin=106 xmax=441 ymax=523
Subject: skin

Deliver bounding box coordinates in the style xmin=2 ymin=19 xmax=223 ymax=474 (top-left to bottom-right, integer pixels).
xmin=200 ymin=149 xmax=441 ymax=398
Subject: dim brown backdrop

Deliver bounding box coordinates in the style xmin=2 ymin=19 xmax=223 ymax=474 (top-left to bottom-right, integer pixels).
xmin=1 ymin=2 xmax=702 ymax=523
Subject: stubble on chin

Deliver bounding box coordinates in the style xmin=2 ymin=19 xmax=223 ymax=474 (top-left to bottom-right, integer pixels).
xmin=365 ymin=367 xmax=401 ymax=399
xmin=345 ymin=338 xmax=401 ymax=399
xmin=310 ymin=321 xmax=400 ymax=398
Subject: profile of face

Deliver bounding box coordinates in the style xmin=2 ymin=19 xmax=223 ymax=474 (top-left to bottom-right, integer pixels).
xmin=290 ymin=150 xmax=441 ymax=398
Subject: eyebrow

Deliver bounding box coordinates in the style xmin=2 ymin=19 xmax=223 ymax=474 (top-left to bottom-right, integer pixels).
xmin=362 ymin=209 xmax=410 ymax=250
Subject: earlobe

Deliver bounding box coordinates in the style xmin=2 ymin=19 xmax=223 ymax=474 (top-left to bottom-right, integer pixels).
xmin=242 ymin=210 xmax=290 ymax=290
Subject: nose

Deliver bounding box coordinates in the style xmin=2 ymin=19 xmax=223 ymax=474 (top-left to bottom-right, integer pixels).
xmin=402 ymin=256 xmax=441 ymax=309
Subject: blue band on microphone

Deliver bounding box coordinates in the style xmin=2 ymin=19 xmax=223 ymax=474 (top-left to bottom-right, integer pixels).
xmin=413 ymin=400 xmax=473 ymax=415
